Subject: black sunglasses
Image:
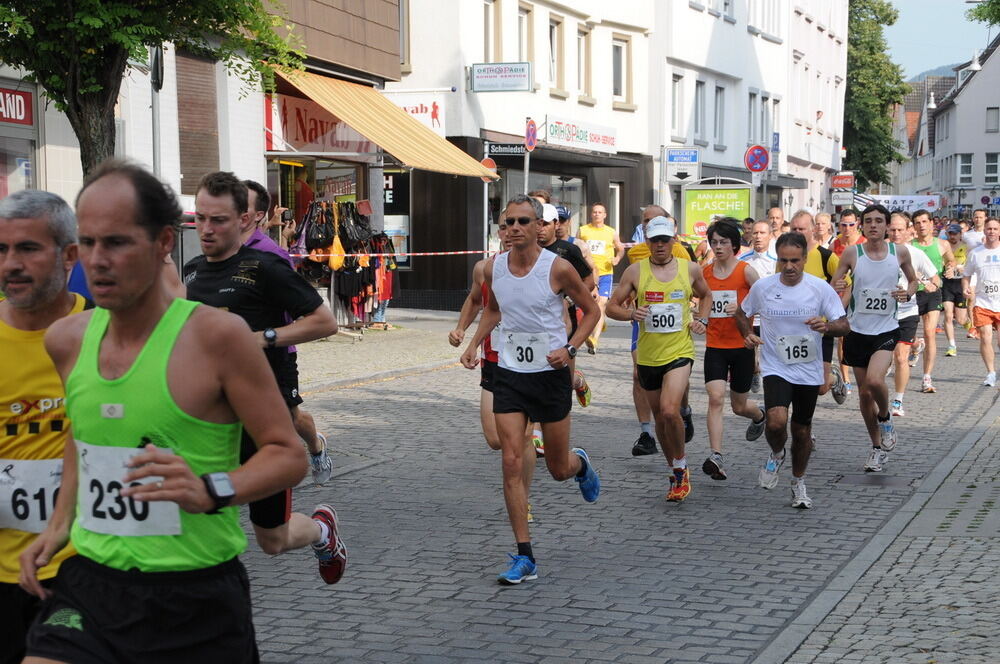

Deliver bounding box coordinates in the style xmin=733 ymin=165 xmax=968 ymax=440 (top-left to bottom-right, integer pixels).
xmin=504 ymin=216 xmax=535 ymax=226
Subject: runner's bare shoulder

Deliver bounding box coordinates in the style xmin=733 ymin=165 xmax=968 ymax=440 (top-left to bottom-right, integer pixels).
xmin=44 ymin=309 xmax=93 ymax=375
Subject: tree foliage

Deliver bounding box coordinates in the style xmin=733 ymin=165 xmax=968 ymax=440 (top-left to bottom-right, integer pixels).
xmin=843 ymin=0 xmax=909 ymax=191
xmin=968 ymin=0 xmax=1000 ymax=25
xmin=0 ymin=1 xmax=303 ymax=175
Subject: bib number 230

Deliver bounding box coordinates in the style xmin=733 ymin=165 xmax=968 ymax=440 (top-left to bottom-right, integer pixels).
xmin=89 ymin=478 xmax=149 ymax=522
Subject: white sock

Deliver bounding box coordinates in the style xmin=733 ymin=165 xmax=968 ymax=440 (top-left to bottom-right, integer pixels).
xmin=894 ymin=392 xmax=904 ymax=402
xmin=793 ymin=475 xmax=805 ymax=485
xmin=923 ymin=374 xmax=931 ymax=380
xmin=532 ymin=429 xmax=542 ymax=440
xmin=674 ymin=456 xmax=687 ymax=470
xmin=314 ymin=521 xmax=330 ymax=546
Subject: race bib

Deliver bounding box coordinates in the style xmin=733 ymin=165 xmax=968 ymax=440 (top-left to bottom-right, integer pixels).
xmin=710 ymin=290 xmax=737 ymax=318
xmin=489 ymin=324 xmax=501 ymax=350
xmin=645 ymin=303 xmax=683 ymax=333
xmin=777 ymin=335 xmax=815 ymax=365
xmin=588 ymin=240 xmax=607 ymax=255
xmin=0 ymin=458 xmax=62 ymax=533
xmin=858 ymin=288 xmax=892 ymax=314
xmin=76 ymin=441 xmax=181 ymax=537
xmin=983 ymin=280 xmax=1000 ymax=296
xmin=502 ymin=332 xmax=550 ymax=371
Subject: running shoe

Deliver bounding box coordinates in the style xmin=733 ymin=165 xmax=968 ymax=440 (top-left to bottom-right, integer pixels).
xmin=745 ymin=406 xmax=766 ymax=441
xmin=890 ymin=399 xmax=905 ymax=417
xmin=864 ymin=447 xmax=888 ymax=473
xmin=527 ymin=503 xmax=534 ymax=523
xmin=311 ymin=505 xmax=347 ymax=584
xmin=909 ymin=338 xmax=925 ymax=367
xmin=702 ymin=453 xmax=727 ymax=481
xmin=631 ymin=432 xmax=658 ymax=456
xmin=666 ymin=467 xmax=692 ymax=501
xmin=532 ymin=435 xmax=545 ymax=457
xmin=985 ymin=372 xmax=997 ymax=388
xmin=791 ymin=479 xmax=813 ymax=509
xmin=758 ymin=451 xmax=785 ymax=489
xmin=945 ymin=344 xmax=957 ymax=357
xmin=921 ymin=376 xmax=936 ymax=393
xmin=830 ymin=366 xmax=847 ymax=404
xmin=968 ymin=327 xmax=981 ymax=340
xmin=810 ymin=435 xmax=818 ymax=452
xmin=497 ymin=553 xmax=537 ymax=585
xmin=574 ymin=370 xmax=592 ymax=407
xmin=681 ymin=407 xmax=694 ymax=443
xmin=879 ymin=415 xmax=897 ymax=452
xmin=751 ymin=372 xmax=762 ymax=393
xmin=310 ymin=433 xmax=333 ymax=485
xmin=572 ymin=448 xmax=600 ymax=502
xmin=844 ymin=381 xmax=854 ymax=397
xmin=585 ymin=336 xmax=597 ymax=355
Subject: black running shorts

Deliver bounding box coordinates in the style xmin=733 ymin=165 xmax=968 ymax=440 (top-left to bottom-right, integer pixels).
xmin=821 ymin=335 xmax=834 ymax=363
xmin=636 ymin=357 xmax=695 ymax=391
xmin=897 ymin=315 xmax=919 ymax=344
xmin=271 ymin=352 xmax=304 ymax=409
xmin=493 ymin=366 xmax=572 ymax=423
xmin=762 ymin=375 xmax=820 ymax=426
xmin=480 ymin=359 xmax=496 ymax=393
xmin=916 ymin=289 xmax=943 ymax=315
xmin=941 ymin=278 xmax=966 ymax=307
xmin=1 ymin=579 xmax=54 ymax=664
xmin=703 ymin=347 xmax=754 ymax=393
xmin=25 ymin=556 xmax=259 ymax=664
xmin=241 ymin=429 xmax=291 ymax=528
xmin=843 ymin=328 xmax=900 ymax=368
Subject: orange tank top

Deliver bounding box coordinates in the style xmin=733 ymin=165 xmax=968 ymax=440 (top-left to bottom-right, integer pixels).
xmin=703 ymin=261 xmax=751 ymax=349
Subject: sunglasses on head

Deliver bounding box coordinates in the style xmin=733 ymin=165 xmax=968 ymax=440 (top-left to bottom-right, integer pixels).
xmin=504 ymin=216 xmax=535 ymax=226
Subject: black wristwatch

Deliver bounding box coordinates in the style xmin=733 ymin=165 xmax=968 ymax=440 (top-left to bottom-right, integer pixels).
xmin=263 ymin=327 xmax=278 ymax=348
xmin=201 ymin=472 xmax=236 ymax=514
xmin=696 ymin=318 xmax=709 ymax=327
xmin=564 ymin=344 xmax=578 ymax=358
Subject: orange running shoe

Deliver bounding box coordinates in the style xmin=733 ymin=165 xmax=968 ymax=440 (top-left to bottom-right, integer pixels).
xmin=666 ymin=467 xmax=692 ymax=502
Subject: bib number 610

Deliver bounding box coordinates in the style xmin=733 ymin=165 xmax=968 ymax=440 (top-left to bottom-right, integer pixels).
xmin=11 ymin=486 xmax=59 ymax=522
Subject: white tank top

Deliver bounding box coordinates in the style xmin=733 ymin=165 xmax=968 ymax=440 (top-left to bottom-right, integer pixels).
xmin=848 ymin=242 xmax=900 ymax=335
xmin=492 ymin=249 xmax=568 ymax=373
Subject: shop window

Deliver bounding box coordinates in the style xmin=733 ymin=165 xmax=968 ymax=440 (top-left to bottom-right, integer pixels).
xmin=176 ymin=50 xmax=219 ymax=195
xmin=499 ymin=170 xmax=586 ymax=235
xmin=0 ymin=136 xmax=34 ymax=198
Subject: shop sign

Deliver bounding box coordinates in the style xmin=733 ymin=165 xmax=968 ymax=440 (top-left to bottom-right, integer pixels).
xmin=830 ymin=190 xmax=854 ymax=206
xmin=470 ymin=62 xmax=532 ymax=92
xmin=831 ymin=171 xmax=855 ymax=190
xmin=383 ymin=92 xmax=445 ymax=137
xmin=682 ymin=187 xmax=752 ymax=237
xmin=545 ymin=115 xmax=617 ymax=154
xmin=0 ymin=87 xmax=32 ymax=126
xmin=384 ymin=170 xmax=411 ymax=269
xmin=265 ymin=94 xmax=374 ymax=154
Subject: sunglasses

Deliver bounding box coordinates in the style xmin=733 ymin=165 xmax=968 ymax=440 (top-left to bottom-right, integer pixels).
xmin=840 ymin=223 xmax=857 ymax=227
xmin=504 ymin=216 xmax=535 ymax=226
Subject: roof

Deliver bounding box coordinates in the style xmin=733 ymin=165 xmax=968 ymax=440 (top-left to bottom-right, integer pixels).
xmin=934 ymin=32 xmax=1000 ymax=113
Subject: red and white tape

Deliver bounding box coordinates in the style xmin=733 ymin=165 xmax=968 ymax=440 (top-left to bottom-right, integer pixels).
xmin=291 ymin=250 xmax=492 ymax=258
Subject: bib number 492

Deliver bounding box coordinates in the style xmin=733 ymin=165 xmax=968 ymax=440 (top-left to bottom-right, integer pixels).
xmin=89 ymin=478 xmax=149 ymax=522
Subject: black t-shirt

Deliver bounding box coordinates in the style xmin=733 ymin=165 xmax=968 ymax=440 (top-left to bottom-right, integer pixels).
xmin=543 ymin=239 xmax=592 ymax=281
xmin=183 ymin=246 xmax=323 ymax=373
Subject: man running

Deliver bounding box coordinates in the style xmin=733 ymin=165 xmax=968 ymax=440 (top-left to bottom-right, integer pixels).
xmin=578 ymin=202 xmax=624 ymax=353
xmin=832 ymin=209 xmax=863 ymax=257
xmin=941 ymin=223 xmax=969 ymax=357
xmin=736 ymin=232 xmax=849 ymax=509
xmin=243 ymin=179 xmax=332 ymax=484
xmin=816 ymin=212 xmax=835 ymax=249
xmin=963 ymin=217 xmax=1000 ymax=387
xmin=553 ymin=204 xmax=597 ymax=276
xmin=184 ymin=172 xmax=345 ymax=583
xmin=607 ymin=216 xmax=712 ymax=501
xmin=964 ymin=208 xmax=987 ymax=250
xmin=739 ymin=221 xmax=776 ymax=393
xmin=767 ymin=207 xmax=785 ymax=242
xmin=831 ymin=204 xmax=918 ymax=473
xmin=0 ymin=191 xmax=87 ymax=663
xmin=699 ymin=218 xmax=765 ymax=480
xmin=460 ymin=194 xmax=600 ymax=585
xmin=910 ymin=209 xmax=956 ymax=393
xmin=19 ymin=160 xmax=309 ymax=663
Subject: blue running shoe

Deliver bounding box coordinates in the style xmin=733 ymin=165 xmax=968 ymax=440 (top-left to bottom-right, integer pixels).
xmin=497 ymin=553 xmax=537 ymax=585
xmin=572 ymin=447 xmax=600 ymax=502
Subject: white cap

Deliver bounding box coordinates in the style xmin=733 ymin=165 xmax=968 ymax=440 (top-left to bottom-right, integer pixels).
xmin=541 ymin=203 xmax=559 ymax=222
xmin=645 ymin=216 xmax=676 ymax=239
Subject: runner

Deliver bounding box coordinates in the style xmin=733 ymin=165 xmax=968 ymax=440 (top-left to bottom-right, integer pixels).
xmin=0 ymin=191 xmax=86 ymax=664
xmin=243 ymin=180 xmax=332 ymax=484
xmin=19 ymin=160 xmax=310 ymax=663
xmin=736 ymin=232 xmax=849 ymax=508
xmin=578 ymin=202 xmax=624 ymax=353
xmin=887 ymin=213 xmax=938 ymax=417
xmin=553 ymin=204 xmax=597 ymax=277
xmin=964 ymin=208 xmax=987 ymax=250
xmin=962 ymin=217 xmax=1000 ymax=387
xmin=699 ymin=218 xmax=765 ymax=480
xmin=816 ymin=212 xmax=835 ymax=249
xmin=738 ymin=221 xmax=776 ymax=393
xmin=459 ymin=194 xmax=600 ymax=585
xmin=831 ymin=204 xmax=918 ymax=472
xmin=832 ymin=209 xmax=864 ymax=396
xmin=183 ymin=172 xmax=345 ymax=583
xmin=767 ymin=207 xmax=785 ymax=242
xmin=910 ymin=209 xmax=957 ymax=393
xmin=941 ymin=223 xmax=969 ymax=357
xmin=607 ymin=216 xmax=712 ymax=501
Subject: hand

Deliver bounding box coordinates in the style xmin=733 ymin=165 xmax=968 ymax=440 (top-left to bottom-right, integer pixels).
xmin=266 ymin=207 xmax=288 ymax=229
xmin=891 ymin=288 xmax=909 ymax=303
xmin=546 ymin=347 xmax=571 ymax=369
xmin=19 ymin=526 xmax=70 ymax=599
xmin=965 ymin=287 xmax=975 ymax=298
xmin=460 ymin=345 xmax=480 ymax=369
xmin=689 ymin=319 xmax=707 ymax=335
xmin=744 ymin=334 xmax=763 ymax=349
xmin=631 ymin=305 xmax=650 ymax=322
xmin=805 ymin=316 xmax=828 ymax=333
xmin=834 ymin=278 xmax=849 ymax=291
xmin=448 ymin=328 xmax=464 ymax=347
xmin=724 ymin=302 xmax=738 ymax=315
xmin=924 ymin=280 xmax=938 ymax=293
xmin=120 ymin=444 xmax=214 ymax=514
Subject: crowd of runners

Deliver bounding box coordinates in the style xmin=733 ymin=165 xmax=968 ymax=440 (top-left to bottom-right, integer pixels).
xmin=4 ymin=157 xmax=1000 ymax=661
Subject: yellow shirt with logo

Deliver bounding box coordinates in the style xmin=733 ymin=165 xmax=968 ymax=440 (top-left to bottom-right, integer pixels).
xmin=578 ymin=224 xmax=617 ymax=276
xmin=636 ymin=258 xmax=695 ymax=365
xmin=0 ymin=294 xmax=85 ymax=582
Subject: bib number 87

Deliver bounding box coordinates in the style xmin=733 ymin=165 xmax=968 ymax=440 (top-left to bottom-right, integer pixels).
xmin=515 ymin=346 xmax=534 ymax=363
xmin=11 ymin=487 xmax=59 ymax=522
xmin=784 ymin=343 xmax=809 ymax=361
xmin=90 ymin=479 xmax=149 ymax=521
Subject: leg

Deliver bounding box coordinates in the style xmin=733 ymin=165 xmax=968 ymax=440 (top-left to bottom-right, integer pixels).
xmin=253 ymin=514 xmax=322 ymax=555
xmin=495 ymin=411 xmax=533 ymax=543
xmin=592 ymin=295 xmax=608 ymax=345
xmin=764 ymin=406 xmax=790 ymax=455
xmin=943 ymin=301 xmax=956 ymax=348
xmin=980 ymin=323 xmax=996 ymax=373
xmin=480 ymin=389 xmax=501 ymax=450
xmin=789 ymin=421 xmax=813 ymax=478
xmin=291 ymin=405 xmax=322 ymax=455
xmin=852 ymin=366 xmax=881 ymax=447
xmin=922 ymin=310 xmax=940 ymax=376
xmin=647 ymin=364 xmax=692 ymax=464
xmin=818 ymin=361 xmax=832 ymax=396
xmin=730 ymin=390 xmax=762 ymax=420
xmin=893 ymin=343 xmax=911 ymax=395
xmin=705 ymin=380 xmax=727 ymax=454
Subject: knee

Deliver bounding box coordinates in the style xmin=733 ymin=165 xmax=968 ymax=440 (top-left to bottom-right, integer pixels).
xmin=500 ymin=448 xmax=523 ymax=479
xmin=657 ymin=408 xmax=683 ymax=425
xmin=255 ymin=529 xmax=288 ymax=556
xmin=765 ymin=419 xmax=785 ymax=438
xmin=485 ymin=435 xmax=501 ymax=451
xmin=707 ymin=392 xmax=724 ymax=409
xmin=547 ymin=457 xmax=576 ymax=481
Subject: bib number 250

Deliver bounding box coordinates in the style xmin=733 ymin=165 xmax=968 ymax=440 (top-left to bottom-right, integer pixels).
xmin=89 ymin=479 xmax=148 ymax=522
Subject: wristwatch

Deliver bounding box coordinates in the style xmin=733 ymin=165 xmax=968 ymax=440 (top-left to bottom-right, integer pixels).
xmin=696 ymin=318 xmax=709 ymax=327
xmin=564 ymin=344 xmax=578 ymax=358
xmin=263 ymin=327 xmax=278 ymax=348
xmin=201 ymin=472 xmax=236 ymax=514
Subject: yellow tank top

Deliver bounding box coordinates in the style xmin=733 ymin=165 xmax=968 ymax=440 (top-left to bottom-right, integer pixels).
xmin=578 ymin=224 xmax=617 ymax=275
xmin=636 ymin=258 xmax=695 ymax=365
xmin=0 ymin=294 xmax=86 ymax=582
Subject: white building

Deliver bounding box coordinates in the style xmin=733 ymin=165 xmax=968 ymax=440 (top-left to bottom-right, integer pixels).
xmin=888 ymin=75 xmax=954 ymax=197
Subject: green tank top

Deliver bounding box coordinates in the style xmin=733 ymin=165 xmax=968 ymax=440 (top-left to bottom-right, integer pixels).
xmin=66 ymin=299 xmax=246 ymax=572
xmin=911 ymin=238 xmax=943 ymax=274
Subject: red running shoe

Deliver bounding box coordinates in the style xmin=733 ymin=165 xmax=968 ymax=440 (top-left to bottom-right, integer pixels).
xmin=312 ymin=504 xmax=347 ymax=584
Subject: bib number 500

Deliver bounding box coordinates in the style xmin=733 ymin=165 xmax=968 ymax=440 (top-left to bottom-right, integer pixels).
xmin=89 ymin=479 xmax=149 ymax=522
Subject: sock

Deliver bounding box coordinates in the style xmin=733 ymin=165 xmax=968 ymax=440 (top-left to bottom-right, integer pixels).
xmin=575 ymin=455 xmax=588 ymax=478
xmin=532 ymin=429 xmax=542 ymax=440
xmin=517 ymin=541 xmax=535 ymax=562
xmin=680 ymin=406 xmax=692 ymax=417
xmin=674 ymin=457 xmax=687 ymax=470
xmin=792 ymin=475 xmax=805 ymax=485
xmin=877 ymin=412 xmax=890 ymax=422
xmin=310 ymin=449 xmax=324 ymax=460
xmin=640 ymin=422 xmax=652 ymax=435
xmin=923 ymin=374 xmax=931 ymax=380
xmin=314 ymin=520 xmax=330 ymax=547
xmin=894 ymin=392 xmax=904 ymax=402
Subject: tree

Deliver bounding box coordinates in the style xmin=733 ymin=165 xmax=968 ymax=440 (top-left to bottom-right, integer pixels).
xmin=0 ymin=2 xmax=302 ymax=175
xmin=843 ymin=0 xmax=909 ymax=191
xmin=968 ymin=0 xmax=1000 ymax=25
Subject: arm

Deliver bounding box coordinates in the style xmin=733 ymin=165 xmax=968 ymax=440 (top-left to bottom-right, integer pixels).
xmin=605 ymin=263 xmax=640 ymax=322
xmin=611 ymin=228 xmax=625 ymax=266
xmin=893 ymin=245 xmax=919 ymax=300
xmin=688 ymin=262 xmax=712 ymax=335
xmin=830 ymin=245 xmax=857 ymax=292
xmin=259 ymin=258 xmax=338 ymax=346
xmin=460 ymin=261 xmax=500 ymax=369
xmin=549 ymin=259 xmax=600 ymax=366
xmin=449 ymin=260 xmax=485 ymax=347
xmin=809 ymin=315 xmax=849 ymax=337
xmin=940 ymin=239 xmax=956 ymax=272
xmin=266 ymin=303 xmax=337 ymax=347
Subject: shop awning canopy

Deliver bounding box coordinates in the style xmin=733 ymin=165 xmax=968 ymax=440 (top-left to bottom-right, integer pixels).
xmin=274 ymin=67 xmax=498 ymax=180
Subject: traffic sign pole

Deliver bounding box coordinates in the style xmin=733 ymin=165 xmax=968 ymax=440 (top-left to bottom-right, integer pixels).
xmin=523 ymin=117 xmax=537 ymax=194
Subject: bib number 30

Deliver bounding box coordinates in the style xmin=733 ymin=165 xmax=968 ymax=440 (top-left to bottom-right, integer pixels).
xmin=503 ymin=332 xmax=549 ymax=371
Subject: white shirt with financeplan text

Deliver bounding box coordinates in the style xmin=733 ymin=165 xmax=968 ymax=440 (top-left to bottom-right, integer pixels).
xmin=966 ymin=244 xmax=1000 ymax=313
xmin=741 ymin=273 xmax=846 ymax=386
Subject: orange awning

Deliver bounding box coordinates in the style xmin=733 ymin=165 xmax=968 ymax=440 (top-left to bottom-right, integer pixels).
xmin=274 ymin=68 xmax=498 ymax=179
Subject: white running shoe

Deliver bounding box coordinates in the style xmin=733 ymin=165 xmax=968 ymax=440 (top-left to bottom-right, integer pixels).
xmin=791 ymin=479 xmax=813 ymax=509
xmin=908 ymin=338 xmax=925 ymax=367
xmin=864 ymin=447 xmax=888 ymax=473
xmin=830 ymin=366 xmax=847 ymax=405
xmin=758 ymin=451 xmax=785 ymax=489
xmin=310 ymin=433 xmax=334 ymax=485
xmin=890 ymin=399 xmax=905 ymax=417
xmin=985 ymin=372 xmax=997 ymax=388
xmin=879 ymin=415 xmax=897 ymax=452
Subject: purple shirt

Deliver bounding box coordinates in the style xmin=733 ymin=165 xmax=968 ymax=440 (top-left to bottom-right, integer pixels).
xmin=245 ymin=229 xmax=297 ymax=352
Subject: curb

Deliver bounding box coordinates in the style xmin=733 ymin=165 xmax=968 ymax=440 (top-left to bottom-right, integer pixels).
xmin=750 ymin=390 xmax=1000 ymax=664
xmin=300 ymin=358 xmax=460 ymax=395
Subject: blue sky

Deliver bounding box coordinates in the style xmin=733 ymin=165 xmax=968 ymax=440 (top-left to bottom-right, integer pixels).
xmin=884 ymin=0 xmax=996 ymax=79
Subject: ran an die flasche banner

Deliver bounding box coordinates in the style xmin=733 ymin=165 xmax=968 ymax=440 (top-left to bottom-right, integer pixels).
xmin=854 ymin=194 xmax=941 ymax=214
